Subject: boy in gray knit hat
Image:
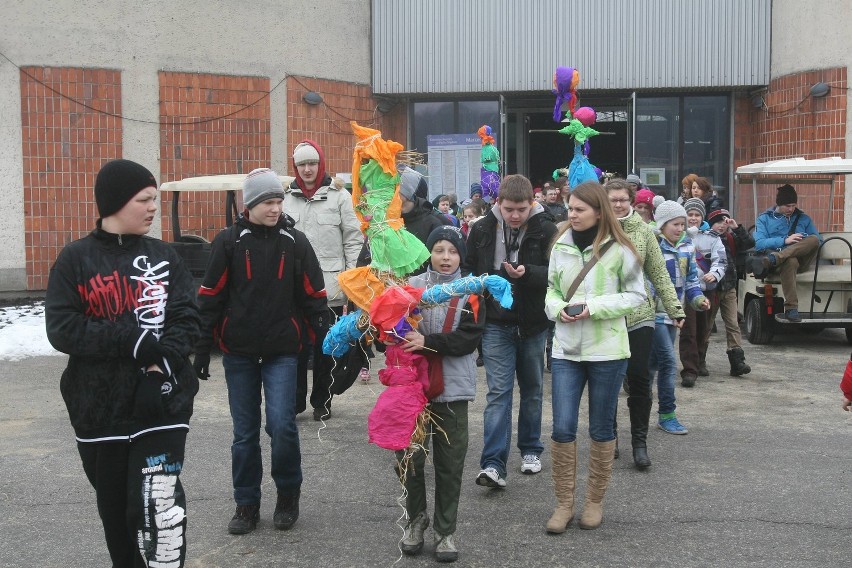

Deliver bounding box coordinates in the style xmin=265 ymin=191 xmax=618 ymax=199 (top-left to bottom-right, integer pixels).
xmin=194 ymin=167 xmax=330 ymax=535
xmin=242 ymin=168 xmax=286 ymax=209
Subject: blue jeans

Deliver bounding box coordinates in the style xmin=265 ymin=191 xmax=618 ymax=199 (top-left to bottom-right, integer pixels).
xmin=551 ymin=358 xmax=627 ymax=443
xmin=480 ymin=324 xmax=546 ymax=477
xmin=648 ymin=323 xmax=678 ymax=416
xmin=223 ymin=353 xmax=302 ymax=505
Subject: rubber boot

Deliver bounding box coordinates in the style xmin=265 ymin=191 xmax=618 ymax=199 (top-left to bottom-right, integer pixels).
xmin=727 ymin=347 xmax=751 ymax=376
xmin=579 ymin=439 xmax=616 ymax=530
xmin=545 ymin=440 xmax=577 ymax=534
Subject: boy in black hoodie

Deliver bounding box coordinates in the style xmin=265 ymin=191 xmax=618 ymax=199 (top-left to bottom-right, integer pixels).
xmin=465 ymin=174 xmax=557 ymax=488
xmin=46 ymin=159 xmax=201 ymax=568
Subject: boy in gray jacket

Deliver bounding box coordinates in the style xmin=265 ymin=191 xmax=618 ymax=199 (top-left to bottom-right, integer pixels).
xmin=397 ymin=226 xmax=485 ymax=563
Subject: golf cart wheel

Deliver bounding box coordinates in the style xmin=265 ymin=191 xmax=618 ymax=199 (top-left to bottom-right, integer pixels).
xmin=846 ymin=327 xmax=852 ymax=346
xmin=745 ymin=298 xmax=774 ymax=345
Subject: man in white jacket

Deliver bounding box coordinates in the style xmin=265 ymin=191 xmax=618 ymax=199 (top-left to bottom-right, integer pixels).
xmin=284 ymin=140 xmax=363 ymax=420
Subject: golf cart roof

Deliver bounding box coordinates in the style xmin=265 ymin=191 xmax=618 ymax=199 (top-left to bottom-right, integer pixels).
xmin=736 ymin=157 xmax=852 ymax=176
xmin=160 ymin=174 xmax=295 ymax=192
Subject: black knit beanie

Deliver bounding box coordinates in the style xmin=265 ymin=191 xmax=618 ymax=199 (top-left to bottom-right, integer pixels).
xmin=776 ymin=184 xmax=798 ymax=206
xmin=425 ymin=225 xmax=467 ymax=260
xmin=95 ymin=159 xmax=158 ymax=218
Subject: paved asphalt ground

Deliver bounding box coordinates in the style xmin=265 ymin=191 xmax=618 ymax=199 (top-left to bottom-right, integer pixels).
xmin=1 ymin=324 xmax=849 ymax=567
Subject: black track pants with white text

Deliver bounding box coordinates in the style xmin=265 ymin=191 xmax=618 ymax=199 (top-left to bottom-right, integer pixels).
xmin=78 ymin=429 xmax=188 ymax=568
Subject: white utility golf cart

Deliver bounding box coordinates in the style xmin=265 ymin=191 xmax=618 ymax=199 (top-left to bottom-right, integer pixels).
xmin=159 ymin=173 xmax=294 ymax=287
xmin=735 ymin=157 xmax=852 ymax=345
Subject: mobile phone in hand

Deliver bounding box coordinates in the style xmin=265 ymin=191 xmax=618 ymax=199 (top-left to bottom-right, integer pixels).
xmin=566 ymin=304 xmax=586 ymax=317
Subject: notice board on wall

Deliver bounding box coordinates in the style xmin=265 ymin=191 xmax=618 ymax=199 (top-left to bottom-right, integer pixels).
xmin=426 ymin=134 xmax=482 ymax=202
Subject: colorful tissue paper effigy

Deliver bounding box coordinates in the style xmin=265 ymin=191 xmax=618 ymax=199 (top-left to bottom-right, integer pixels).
xmin=477 ymin=125 xmax=500 ymax=202
xmin=323 ymin=122 xmax=514 ymax=458
xmin=551 ymin=67 xmax=601 ymax=189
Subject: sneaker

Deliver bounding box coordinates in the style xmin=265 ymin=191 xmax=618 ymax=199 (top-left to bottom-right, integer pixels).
xmin=698 ymin=361 xmax=709 ymax=377
xmin=520 ymin=454 xmax=542 ymax=474
xmin=475 ymin=467 xmax=506 ymax=488
xmin=657 ymin=417 xmax=689 ymax=435
xmin=359 ymin=367 xmax=371 ymax=383
xmin=313 ymin=407 xmax=331 ymax=421
xmin=475 ymin=356 xmax=484 ymax=368
xmin=434 ymin=532 xmax=458 ymax=563
xmin=228 ymin=503 xmax=260 ymax=534
xmin=785 ymin=309 xmax=802 ymax=322
xmin=681 ymin=371 xmax=697 ymax=388
xmin=400 ymin=512 xmax=429 ymax=555
xmin=273 ymin=491 xmax=299 ymax=530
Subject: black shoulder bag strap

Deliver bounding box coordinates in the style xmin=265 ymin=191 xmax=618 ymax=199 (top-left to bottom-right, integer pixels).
xmin=787 ymin=210 xmax=802 ymax=236
xmin=563 ymin=240 xmax=616 ymax=303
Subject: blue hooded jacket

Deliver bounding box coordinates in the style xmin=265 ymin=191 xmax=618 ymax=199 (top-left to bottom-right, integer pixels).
xmin=754 ymin=207 xmax=821 ymax=251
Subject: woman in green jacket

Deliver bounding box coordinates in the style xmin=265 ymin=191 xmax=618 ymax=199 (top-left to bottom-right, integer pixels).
xmin=605 ymin=179 xmax=685 ymax=469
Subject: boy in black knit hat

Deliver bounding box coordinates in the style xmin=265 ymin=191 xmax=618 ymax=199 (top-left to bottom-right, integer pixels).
xmin=46 ymin=159 xmax=201 ymax=567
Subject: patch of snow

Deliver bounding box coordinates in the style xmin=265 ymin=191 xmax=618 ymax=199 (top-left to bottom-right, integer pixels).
xmin=0 ymin=302 xmax=63 ymax=361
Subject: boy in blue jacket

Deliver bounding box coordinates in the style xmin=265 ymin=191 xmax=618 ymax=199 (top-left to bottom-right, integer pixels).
xmin=751 ymin=184 xmax=821 ymax=322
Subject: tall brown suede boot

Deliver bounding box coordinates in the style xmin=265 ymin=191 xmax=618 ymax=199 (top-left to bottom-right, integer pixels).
xmin=579 ymin=439 xmax=616 ymax=530
xmin=545 ymin=440 xmax=577 ymax=534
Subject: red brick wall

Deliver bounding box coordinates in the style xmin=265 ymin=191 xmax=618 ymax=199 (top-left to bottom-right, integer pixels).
xmin=733 ymin=67 xmax=847 ymax=230
xmin=20 ymin=67 xmax=123 ymax=290
xmin=286 ymin=76 xmax=408 ymax=178
xmin=159 ymin=72 xmax=272 ymax=242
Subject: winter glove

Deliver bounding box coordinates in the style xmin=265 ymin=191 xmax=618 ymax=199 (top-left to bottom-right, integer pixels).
xmin=193 ymin=352 xmax=211 ymax=380
xmin=133 ymin=370 xmax=169 ymax=420
xmin=132 ymin=330 xmax=166 ymax=368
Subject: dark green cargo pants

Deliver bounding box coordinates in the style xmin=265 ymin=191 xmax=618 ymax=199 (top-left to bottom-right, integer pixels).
xmin=401 ymin=400 xmax=469 ymax=536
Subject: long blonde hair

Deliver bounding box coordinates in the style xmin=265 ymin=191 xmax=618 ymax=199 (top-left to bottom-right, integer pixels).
xmin=553 ymin=181 xmax=638 ymax=259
